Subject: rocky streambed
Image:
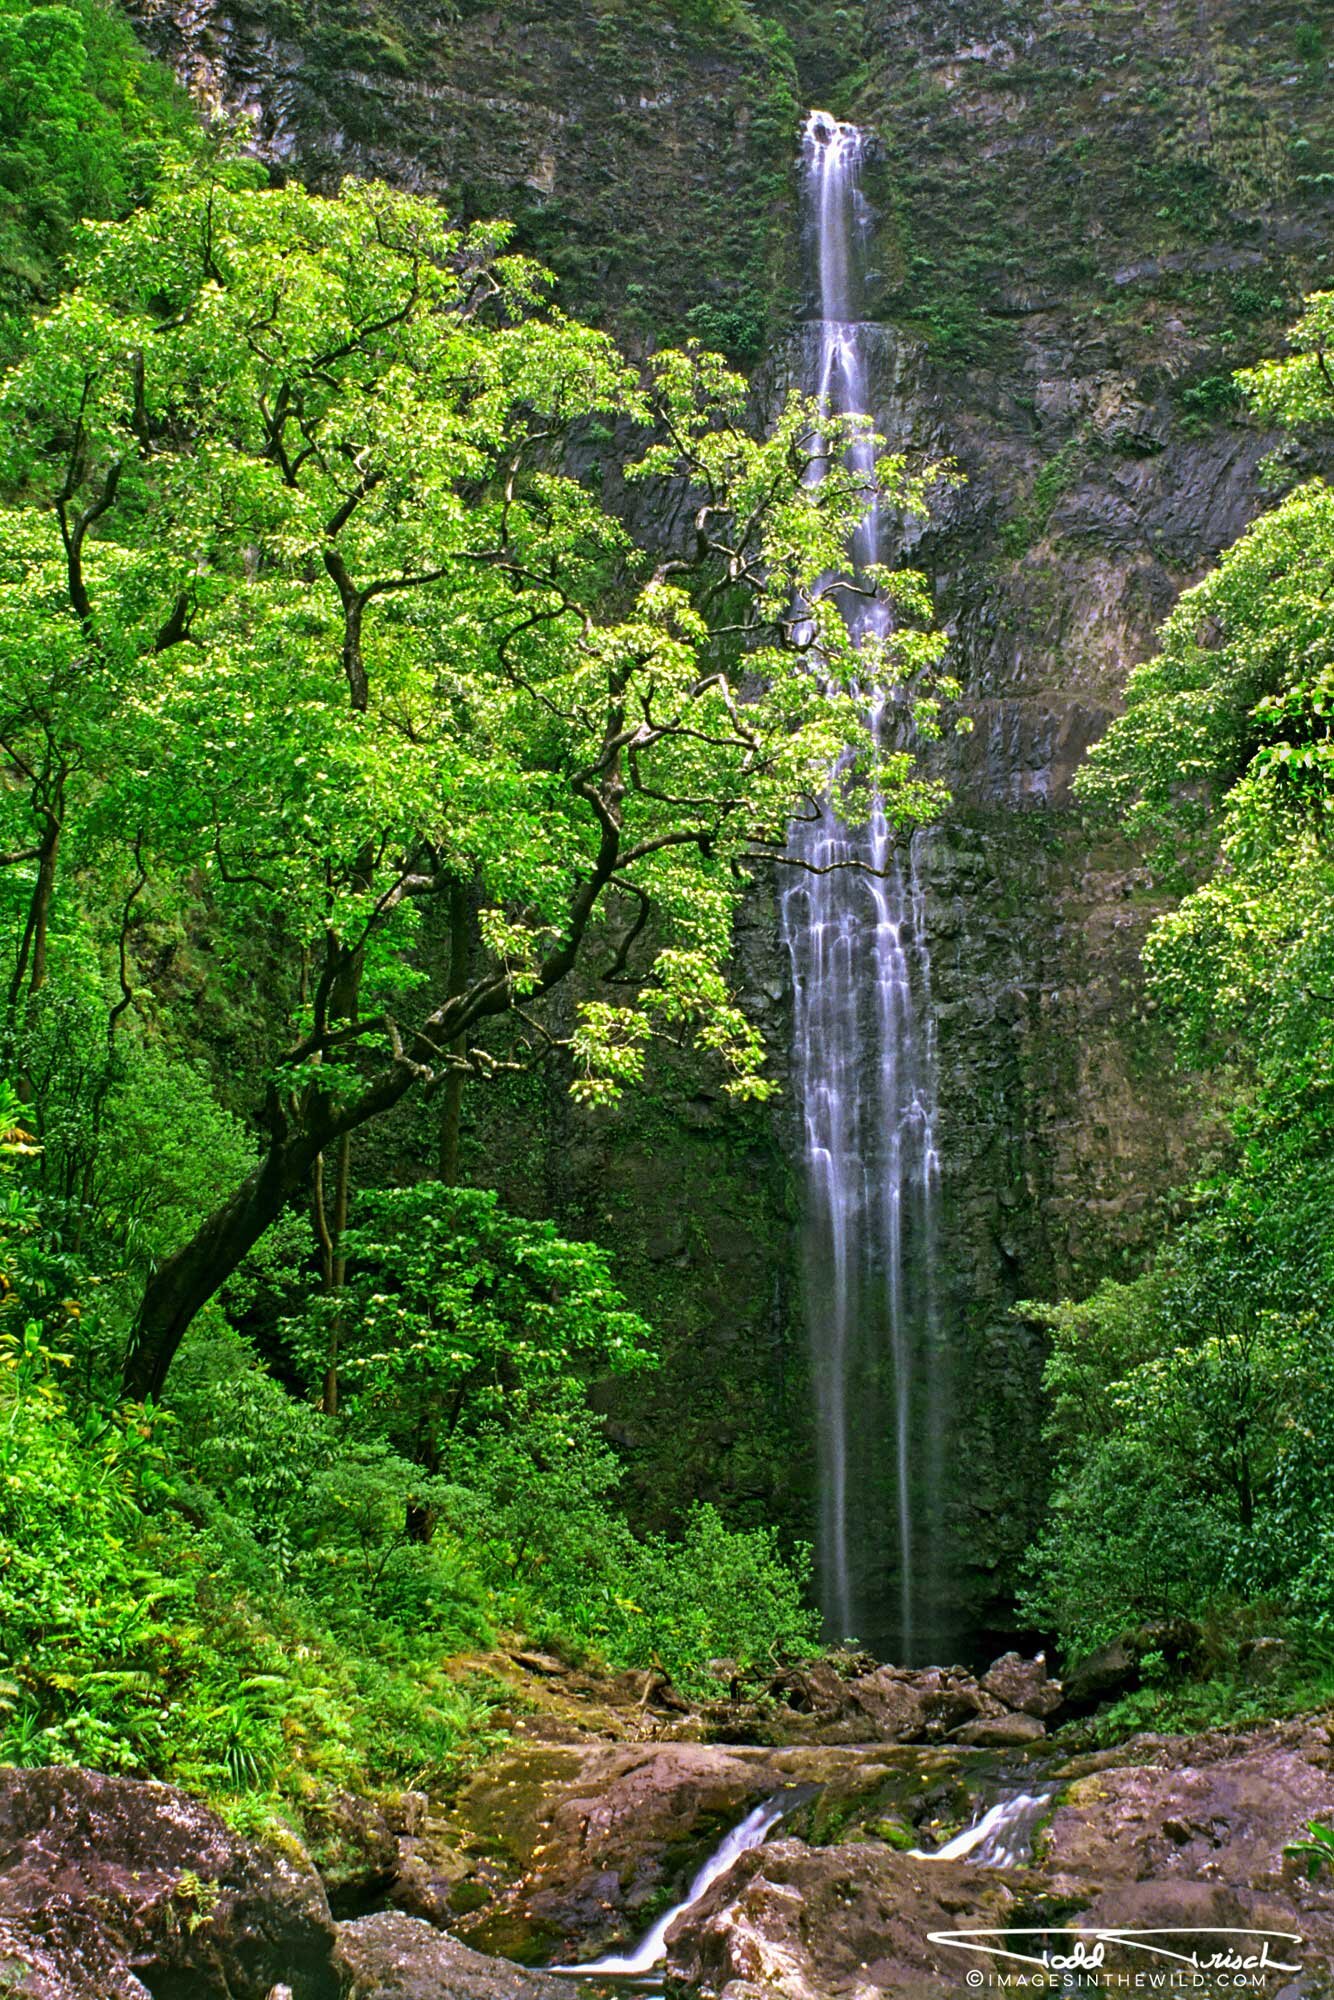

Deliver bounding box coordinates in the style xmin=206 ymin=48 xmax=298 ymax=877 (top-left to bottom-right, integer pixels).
xmin=2 ymin=1651 xmax=1332 ymax=1998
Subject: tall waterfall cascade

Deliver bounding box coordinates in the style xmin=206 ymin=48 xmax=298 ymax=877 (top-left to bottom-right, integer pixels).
xmin=779 ymin=110 xmax=949 ymax=1665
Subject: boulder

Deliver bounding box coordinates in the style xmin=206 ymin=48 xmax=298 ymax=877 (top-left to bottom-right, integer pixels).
xmin=0 ymin=1766 xmax=338 ymax=2000
xmin=768 ymin=1659 xmax=855 ymax=1720
xmin=670 ymin=1836 xmax=1020 ymax=1998
xmin=1045 ymin=1722 xmax=1334 ymax=1894
xmin=1240 ymin=1635 xmax=1288 ymax=1682
xmin=300 ymin=1792 xmax=399 ymax=1914
xmin=978 ymin=1651 xmax=1064 ymax=1718
xmin=843 ymin=1667 xmax=928 ymax=1742
xmin=389 ymin=1830 xmax=473 ymax=1929
xmin=951 ymin=1712 xmax=1047 ymax=1747
xmin=509 ymin=1653 xmax=567 ymax=1678
xmin=746 ymin=1658 xmax=1034 ymax=1748
xmin=913 ymin=1668 xmax=1005 ymax=1737
xmin=334 ymin=1912 xmax=578 ymax=1999
xmin=1063 ymin=1619 xmax=1203 ymax=1706
xmin=1063 ymin=1636 xmax=1138 ymax=1705
xmin=442 ymin=1740 xmax=787 ymax=1961
xmin=665 ymin=1723 xmax=1334 ymax=1997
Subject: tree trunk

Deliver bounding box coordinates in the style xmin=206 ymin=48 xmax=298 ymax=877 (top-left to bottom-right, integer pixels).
xmin=122 ymin=1140 xmax=313 ymax=1400
xmin=26 ymin=812 xmax=60 ymax=998
xmin=119 ymin=816 xmax=618 ymax=1399
xmin=8 ymin=807 xmax=61 ymax=1015
xmin=437 ymin=880 xmax=471 ymax=1186
xmin=314 ymin=1131 xmax=351 ymax=1417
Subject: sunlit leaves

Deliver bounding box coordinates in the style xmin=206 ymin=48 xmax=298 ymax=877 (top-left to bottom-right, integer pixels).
xmin=1074 ymin=293 xmax=1334 ymax=1076
xmin=1 ymin=165 xmax=956 ymax=1143
xmin=1236 ymin=290 xmax=1334 ymax=431
xmin=1034 ymin=291 xmax=1334 ymax=1651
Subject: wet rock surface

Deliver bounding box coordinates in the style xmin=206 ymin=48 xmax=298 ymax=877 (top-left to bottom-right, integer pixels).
xmin=0 ymin=1765 xmax=338 ymax=2000
xmin=1045 ymin=1720 xmax=1334 ymax=1894
xmin=664 ymin=1721 xmax=1334 ymax=1998
xmin=0 ymin=1765 xmax=578 ymax=2000
xmin=446 ymin=1741 xmax=783 ymax=1960
xmin=3 ymin=1694 xmax=1331 ymax=1998
xmin=436 ymin=1715 xmax=1002 ymax=1968
xmin=721 ymin=1650 xmax=1060 ymax=1748
xmin=395 ymin=1654 xmax=1334 ymax=1992
xmin=333 ymin=1912 xmax=576 ymax=2000
xmin=415 ymin=1645 xmax=1068 ymax=1961
xmin=301 ymin=1792 xmax=402 ymax=1916
xmin=674 ymin=1837 xmax=1020 ymax=1998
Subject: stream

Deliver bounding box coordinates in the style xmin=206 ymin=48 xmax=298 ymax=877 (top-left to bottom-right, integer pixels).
xmin=912 ymin=1785 xmax=1059 ymax=1868
xmin=548 ymin=1766 xmax=1058 ymax=1994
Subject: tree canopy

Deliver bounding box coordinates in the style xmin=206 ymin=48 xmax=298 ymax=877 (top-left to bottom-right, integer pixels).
xmin=0 ymin=163 xmax=956 ymax=1396
xmin=0 ymin=0 xmax=198 ymax=338
xmin=1077 ymin=290 xmax=1334 ymax=1089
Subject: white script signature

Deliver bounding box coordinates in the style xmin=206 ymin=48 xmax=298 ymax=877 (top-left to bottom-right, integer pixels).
xmin=928 ymin=1927 xmax=1303 ymax=1976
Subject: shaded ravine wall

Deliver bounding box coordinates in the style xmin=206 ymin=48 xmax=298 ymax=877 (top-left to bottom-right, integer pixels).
xmin=127 ymin=0 xmax=1334 ymax=1645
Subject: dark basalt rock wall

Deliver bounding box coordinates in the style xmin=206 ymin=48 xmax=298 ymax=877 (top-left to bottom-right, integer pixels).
xmin=124 ymin=0 xmax=1334 ymax=1641
xmin=126 ymin=0 xmax=801 ymax=356
xmin=826 ymin=0 xmax=1334 ymax=1625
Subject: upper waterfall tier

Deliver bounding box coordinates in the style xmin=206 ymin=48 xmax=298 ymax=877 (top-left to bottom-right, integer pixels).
xmin=803 ymin=110 xmax=870 ymax=329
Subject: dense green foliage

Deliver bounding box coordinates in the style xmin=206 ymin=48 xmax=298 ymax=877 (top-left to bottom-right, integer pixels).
xmin=0 ymin=1080 xmax=817 ymax=1802
xmin=10 ymin=0 xmax=1334 ymax=1821
xmin=0 ymin=0 xmax=198 ymax=340
xmin=0 ymin=131 xmax=969 ymax=1807
xmin=854 ymin=0 xmax=1334 ymax=375
xmin=0 ymin=159 xmax=953 ymax=1403
xmin=1025 ymin=293 xmax=1334 ymax=1702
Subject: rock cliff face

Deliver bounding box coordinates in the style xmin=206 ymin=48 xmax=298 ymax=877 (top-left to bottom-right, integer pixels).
xmin=126 ymin=0 xmax=800 ymax=355
xmin=123 ymin=0 xmax=1334 ymax=1639
xmin=827 ymin=0 xmax=1334 ymax=1620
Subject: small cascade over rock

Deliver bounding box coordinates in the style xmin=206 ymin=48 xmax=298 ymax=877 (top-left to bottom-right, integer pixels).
xmin=779 ymin=109 xmax=949 ymax=1664
xmin=912 ymin=1787 xmax=1057 ymax=1869
xmin=553 ymin=1797 xmax=788 ymax=1980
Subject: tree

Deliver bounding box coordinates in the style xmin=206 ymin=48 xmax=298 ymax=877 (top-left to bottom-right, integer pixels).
xmin=1020 ymin=1230 xmax=1334 ymax=1652
xmin=0 ymin=165 xmax=957 ymax=1398
xmin=286 ymin=1181 xmax=655 ymax=1481
xmin=0 ymin=0 xmax=198 ymax=336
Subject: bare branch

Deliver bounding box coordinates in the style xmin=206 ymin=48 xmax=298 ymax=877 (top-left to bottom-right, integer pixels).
xmin=107 ymin=837 xmax=149 ymax=1048
xmin=601 ymin=881 xmax=652 ymax=981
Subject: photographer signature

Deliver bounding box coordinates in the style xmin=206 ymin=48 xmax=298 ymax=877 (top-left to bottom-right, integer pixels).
xmin=928 ymin=1927 xmax=1303 ymax=1975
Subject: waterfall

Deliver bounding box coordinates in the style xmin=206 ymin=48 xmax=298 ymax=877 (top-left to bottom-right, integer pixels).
xmin=779 ymin=110 xmax=947 ymax=1664
xmin=913 ymin=1789 xmax=1058 ymax=1869
xmin=553 ymin=1797 xmax=788 ymax=1978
